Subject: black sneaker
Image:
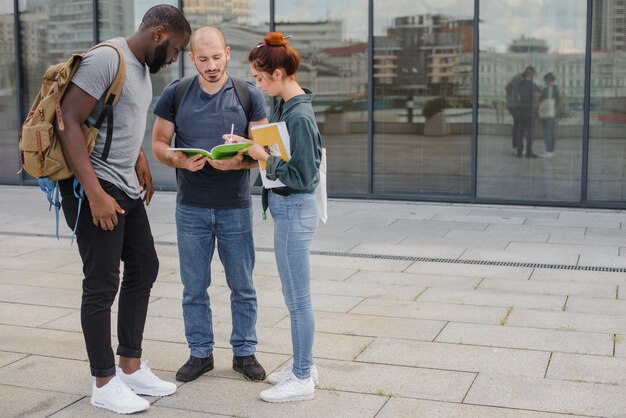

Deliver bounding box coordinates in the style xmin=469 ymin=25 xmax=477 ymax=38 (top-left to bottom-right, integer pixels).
xmin=233 ymin=355 xmax=266 ymax=381
xmin=175 ymin=355 xmax=214 ymax=382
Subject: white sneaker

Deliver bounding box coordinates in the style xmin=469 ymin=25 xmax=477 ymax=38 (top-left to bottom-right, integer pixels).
xmin=260 ymin=372 xmax=315 ymax=403
xmin=90 ymin=376 xmax=150 ymax=414
xmin=266 ymin=363 xmax=319 ymax=386
xmin=116 ymin=361 xmax=177 ymax=397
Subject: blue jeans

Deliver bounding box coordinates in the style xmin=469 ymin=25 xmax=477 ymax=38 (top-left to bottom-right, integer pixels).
xmin=269 ymin=191 xmax=318 ymax=379
xmin=176 ymin=204 xmax=257 ymax=358
xmin=542 ymin=117 xmax=556 ymax=152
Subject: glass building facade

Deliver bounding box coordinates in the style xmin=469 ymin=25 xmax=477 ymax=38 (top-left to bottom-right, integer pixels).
xmin=3 ymin=0 xmax=625 ymax=208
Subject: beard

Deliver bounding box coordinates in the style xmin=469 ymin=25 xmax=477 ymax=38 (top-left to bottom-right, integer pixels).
xmin=148 ymin=40 xmax=170 ymax=74
xmin=201 ymin=62 xmax=228 ymax=84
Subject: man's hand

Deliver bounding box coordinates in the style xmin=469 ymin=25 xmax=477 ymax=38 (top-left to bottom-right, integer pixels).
xmin=207 ymin=152 xmax=256 ymax=170
xmin=90 ymin=191 xmax=125 ymax=231
xmin=171 ymin=151 xmax=207 ymax=171
xmin=135 ymin=148 xmax=154 ymax=205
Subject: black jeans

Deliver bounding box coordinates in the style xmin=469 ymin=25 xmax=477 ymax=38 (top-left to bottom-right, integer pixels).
xmin=512 ymin=107 xmax=535 ymax=156
xmin=60 ymin=178 xmax=159 ymax=377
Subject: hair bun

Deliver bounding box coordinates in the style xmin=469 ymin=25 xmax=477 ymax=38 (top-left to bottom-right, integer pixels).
xmin=264 ymin=32 xmax=290 ymax=47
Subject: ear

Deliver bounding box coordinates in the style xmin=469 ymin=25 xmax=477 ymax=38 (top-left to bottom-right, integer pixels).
xmin=225 ymin=46 xmax=231 ymax=61
xmin=272 ymin=68 xmax=284 ymax=80
xmin=153 ymin=25 xmax=167 ymax=42
xmin=188 ymin=51 xmax=194 ymax=62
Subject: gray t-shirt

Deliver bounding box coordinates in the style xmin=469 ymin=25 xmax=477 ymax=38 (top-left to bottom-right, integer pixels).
xmin=71 ymin=37 xmax=152 ymax=199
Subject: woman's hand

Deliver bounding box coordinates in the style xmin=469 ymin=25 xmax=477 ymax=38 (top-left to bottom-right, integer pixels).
xmin=222 ymin=133 xmax=251 ymax=144
xmin=244 ymin=143 xmax=270 ymax=162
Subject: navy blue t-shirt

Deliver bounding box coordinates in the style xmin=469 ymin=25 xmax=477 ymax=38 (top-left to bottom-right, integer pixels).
xmin=154 ymin=75 xmax=267 ymax=209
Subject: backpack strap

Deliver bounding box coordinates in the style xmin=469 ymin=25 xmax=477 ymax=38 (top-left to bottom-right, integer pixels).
xmin=88 ymin=42 xmax=126 ymax=162
xmin=230 ymin=76 xmax=252 ymax=125
xmin=172 ymin=75 xmax=253 ymax=133
xmin=172 ymin=75 xmax=195 ymax=117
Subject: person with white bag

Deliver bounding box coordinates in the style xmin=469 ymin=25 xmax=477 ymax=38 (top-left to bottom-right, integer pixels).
xmin=538 ymin=72 xmax=560 ymax=158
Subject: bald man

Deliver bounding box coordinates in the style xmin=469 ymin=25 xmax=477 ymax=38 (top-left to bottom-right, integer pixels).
xmin=152 ymin=25 xmax=268 ymax=383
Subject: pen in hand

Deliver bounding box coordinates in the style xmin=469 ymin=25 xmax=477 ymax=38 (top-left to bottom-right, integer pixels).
xmin=228 ymin=123 xmax=234 ymax=143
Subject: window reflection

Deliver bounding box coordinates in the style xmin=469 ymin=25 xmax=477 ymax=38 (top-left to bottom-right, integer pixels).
xmin=373 ymin=6 xmax=474 ymax=195
xmin=588 ymin=0 xmax=626 ymax=201
xmin=477 ymin=0 xmax=586 ymax=202
xmin=275 ymin=1 xmax=368 ymax=195
xmin=0 ymin=2 xmax=18 ymax=183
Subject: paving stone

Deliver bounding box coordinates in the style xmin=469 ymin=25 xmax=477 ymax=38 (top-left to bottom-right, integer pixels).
xmin=358 ymin=338 xmax=550 ymax=377
xmin=278 ymin=311 xmax=446 ymax=341
xmin=0 ymin=283 xmax=81 ymax=309
xmin=460 ymin=248 xmax=579 ymax=266
xmin=507 ymin=241 xmax=618 ymax=257
xmin=352 ymin=298 xmax=507 ymax=325
xmin=0 ymin=384 xmax=83 ymax=418
xmin=0 ymin=355 xmax=92 ymax=395
xmin=0 ymin=350 xmax=26 ymax=367
xmin=507 ymin=308 xmax=626 ymax=335
xmin=547 ymin=352 xmax=626 ymax=385
xmin=401 ymin=235 xmax=510 ymax=250
xmin=258 ymin=327 xmax=374 ymax=361
xmin=156 ymin=374 xmax=387 ymax=418
xmin=530 ymin=268 xmax=626 ymax=286
xmin=406 ymin=261 xmax=533 ymax=280
xmin=0 ymin=324 xmax=86 ymax=360
xmin=215 ymin=287 xmax=365 ymax=313
xmin=315 ymin=358 xmax=475 ymax=402
xmin=0 ymin=269 xmax=82 ymax=289
xmin=310 ymin=278 xmax=427 ymax=301
xmin=308 ymin=254 xmax=414 ymax=272
xmin=377 ymin=398 xmax=585 ymax=418
xmin=447 ymin=228 xmax=550 ymax=243
xmin=578 ymin=254 xmax=626 ymax=268
xmin=465 ymin=374 xmax=626 ymax=416
xmin=419 ymin=287 xmax=566 ymax=310
xmin=566 ymin=296 xmax=626 ymax=316
xmin=480 ymin=277 xmax=616 ymax=299
xmin=0 ymin=301 xmax=75 ymax=327
xmin=51 ymin=402 xmax=221 ymax=417
xmin=347 ymin=270 xmax=481 ymax=289
xmin=436 ymin=322 xmax=613 ymax=355
xmin=351 ymin=242 xmax=466 ymax=259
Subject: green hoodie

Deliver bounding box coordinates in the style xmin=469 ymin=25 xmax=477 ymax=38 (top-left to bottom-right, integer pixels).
xmin=265 ymin=89 xmax=322 ymax=193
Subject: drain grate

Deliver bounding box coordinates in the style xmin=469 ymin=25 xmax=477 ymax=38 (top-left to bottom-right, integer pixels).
xmin=254 ymin=247 xmax=626 ymax=273
xmin=3 ymin=231 xmax=624 ymax=273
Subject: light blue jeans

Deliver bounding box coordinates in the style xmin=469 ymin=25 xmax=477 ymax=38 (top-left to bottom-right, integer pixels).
xmin=269 ymin=191 xmax=318 ymax=379
xmin=176 ymin=203 xmax=258 ymax=358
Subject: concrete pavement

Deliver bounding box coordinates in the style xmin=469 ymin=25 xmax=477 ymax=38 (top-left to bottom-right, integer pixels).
xmin=2 ymin=185 xmax=626 ymax=417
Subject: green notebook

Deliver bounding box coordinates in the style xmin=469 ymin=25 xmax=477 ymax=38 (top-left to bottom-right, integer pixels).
xmin=168 ymin=142 xmax=252 ymax=160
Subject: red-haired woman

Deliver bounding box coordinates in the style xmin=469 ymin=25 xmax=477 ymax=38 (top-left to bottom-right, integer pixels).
xmin=239 ymin=32 xmax=322 ymax=402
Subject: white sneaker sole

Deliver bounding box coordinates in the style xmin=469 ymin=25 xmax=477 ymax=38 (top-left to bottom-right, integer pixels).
xmin=126 ymin=384 xmax=176 ymax=397
xmin=266 ymin=367 xmax=319 ymax=386
xmin=90 ymin=397 xmax=149 ymax=414
xmin=260 ymin=393 xmax=315 ymax=403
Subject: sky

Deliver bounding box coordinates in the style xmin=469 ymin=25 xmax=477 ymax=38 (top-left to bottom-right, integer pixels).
xmin=4 ymin=0 xmax=588 ymax=53
xmin=270 ymin=0 xmax=588 ymax=53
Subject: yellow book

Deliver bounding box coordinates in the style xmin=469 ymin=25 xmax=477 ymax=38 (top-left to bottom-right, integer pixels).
xmin=250 ymin=122 xmax=291 ymax=188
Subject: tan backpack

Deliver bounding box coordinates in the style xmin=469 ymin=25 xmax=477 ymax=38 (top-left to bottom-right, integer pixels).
xmin=18 ymin=42 xmax=126 ymax=181
xmin=17 ymin=42 xmax=126 ymax=240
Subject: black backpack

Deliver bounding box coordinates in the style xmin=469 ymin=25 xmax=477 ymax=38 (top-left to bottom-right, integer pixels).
xmin=171 ymin=75 xmax=252 ymax=130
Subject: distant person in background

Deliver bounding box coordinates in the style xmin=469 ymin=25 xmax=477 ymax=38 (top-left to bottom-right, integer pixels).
xmin=507 ymin=66 xmax=541 ymax=158
xmin=538 ymin=72 xmax=560 ymax=158
xmin=505 ymin=71 xmax=524 ymax=153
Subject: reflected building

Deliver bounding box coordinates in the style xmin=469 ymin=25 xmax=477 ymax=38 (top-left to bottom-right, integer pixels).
xmin=374 ymin=14 xmax=473 ymax=99
xmin=593 ymin=0 xmax=626 ymax=52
